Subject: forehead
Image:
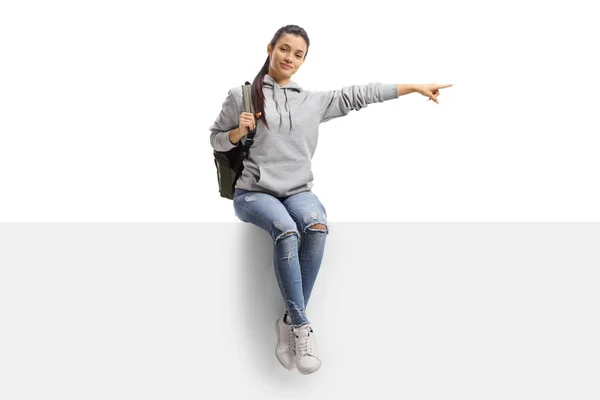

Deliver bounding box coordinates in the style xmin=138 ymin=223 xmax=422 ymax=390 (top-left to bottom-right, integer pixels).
xmin=277 ymin=34 xmax=307 ymax=52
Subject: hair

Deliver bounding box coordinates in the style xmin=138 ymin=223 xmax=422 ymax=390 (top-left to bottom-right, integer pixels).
xmin=251 ymin=25 xmax=310 ymax=130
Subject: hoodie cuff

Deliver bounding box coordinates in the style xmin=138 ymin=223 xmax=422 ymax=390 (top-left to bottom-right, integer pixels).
xmin=217 ymin=130 xmax=238 ymax=152
xmin=380 ymin=83 xmax=400 ymax=101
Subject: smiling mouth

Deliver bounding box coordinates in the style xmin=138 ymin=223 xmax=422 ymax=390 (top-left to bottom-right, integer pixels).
xmin=281 ymin=64 xmax=292 ymax=69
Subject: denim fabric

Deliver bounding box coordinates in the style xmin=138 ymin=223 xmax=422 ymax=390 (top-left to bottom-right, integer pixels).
xmin=233 ymin=188 xmax=328 ymax=326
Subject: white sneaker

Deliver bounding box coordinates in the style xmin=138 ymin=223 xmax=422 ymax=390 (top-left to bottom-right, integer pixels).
xmin=293 ymin=324 xmax=322 ymax=375
xmin=275 ymin=314 xmax=296 ymax=370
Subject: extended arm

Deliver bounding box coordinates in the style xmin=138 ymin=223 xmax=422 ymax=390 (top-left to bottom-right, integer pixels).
xmin=317 ymin=82 xmax=400 ymax=124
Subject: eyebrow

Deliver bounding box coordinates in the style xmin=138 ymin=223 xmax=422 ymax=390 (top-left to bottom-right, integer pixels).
xmin=280 ymin=44 xmax=305 ymax=54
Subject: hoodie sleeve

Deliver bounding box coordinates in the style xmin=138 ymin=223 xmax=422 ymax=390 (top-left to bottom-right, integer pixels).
xmin=209 ymin=88 xmax=242 ymax=152
xmin=317 ymin=83 xmax=399 ymax=124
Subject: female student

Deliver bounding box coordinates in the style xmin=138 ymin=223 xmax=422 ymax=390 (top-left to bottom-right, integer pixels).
xmin=209 ymin=24 xmax=452 ymax=375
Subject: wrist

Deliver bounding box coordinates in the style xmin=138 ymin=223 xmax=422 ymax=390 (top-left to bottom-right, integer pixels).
xmin=229 ymin=127 xmax=241 ymax=145
xmin=396 ymin=84 xmax=417 ymax=97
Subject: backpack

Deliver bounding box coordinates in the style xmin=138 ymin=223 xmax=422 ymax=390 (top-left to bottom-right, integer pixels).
xmin=213 ymin=81 xmax=257 ymax=200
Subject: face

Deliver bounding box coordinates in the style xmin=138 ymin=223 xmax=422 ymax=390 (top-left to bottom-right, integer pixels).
xmin=267 ymin=33 xmax=307 ymax=81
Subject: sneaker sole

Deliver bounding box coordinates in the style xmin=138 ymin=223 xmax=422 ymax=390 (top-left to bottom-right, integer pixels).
xmin=275 ymin=319 xmax=296 ymax=370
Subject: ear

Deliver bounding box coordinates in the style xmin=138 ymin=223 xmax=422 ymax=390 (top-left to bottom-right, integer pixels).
xmin=267 ymin=44 xmax=272 ymax=57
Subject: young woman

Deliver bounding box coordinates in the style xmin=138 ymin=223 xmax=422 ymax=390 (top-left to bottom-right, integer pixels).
xmin=209 ymin=24 xmax=452 ymax=375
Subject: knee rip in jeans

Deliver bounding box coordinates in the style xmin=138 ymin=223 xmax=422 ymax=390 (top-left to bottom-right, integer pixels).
xmin=275 ymin=229 xmax=299 ymax=243
xmin=305 ymin=223 xmax=328 ymax=234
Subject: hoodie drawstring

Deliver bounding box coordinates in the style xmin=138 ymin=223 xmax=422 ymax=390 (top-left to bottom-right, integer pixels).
xmin=272 ymin=86 xmax=283 ymax=129
xmin=271 ymin=85 xmax=293 ymax=133
xmin=284 ymin=90 xmax=293 ymax=132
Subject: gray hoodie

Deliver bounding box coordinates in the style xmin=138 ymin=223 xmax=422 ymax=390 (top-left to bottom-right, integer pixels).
xmin=209 ymin=74 xmax=399 ymax=197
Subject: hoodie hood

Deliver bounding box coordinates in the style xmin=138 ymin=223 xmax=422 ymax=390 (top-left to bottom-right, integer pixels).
xmin=262 ymin=74 xmax=303 ymax=132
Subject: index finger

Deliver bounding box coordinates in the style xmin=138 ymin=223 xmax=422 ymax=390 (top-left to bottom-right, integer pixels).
xmin=437 ymin=84 xmax=454 ymax=89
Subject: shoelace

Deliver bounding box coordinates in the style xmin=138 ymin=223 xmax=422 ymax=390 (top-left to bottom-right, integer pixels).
xmin=294 ymin=327 xmax=313 ymax=358
xmin=288 ymin=329 xmax=295 ymax=353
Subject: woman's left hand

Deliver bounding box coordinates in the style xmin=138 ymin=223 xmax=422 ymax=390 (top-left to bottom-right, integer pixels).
xmin=413 ymin=83 xmax=453 ymax=104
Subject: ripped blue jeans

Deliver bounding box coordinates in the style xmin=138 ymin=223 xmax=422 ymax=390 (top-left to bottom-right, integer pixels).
xmin=233 ymin=188 xmax=329 ymax=327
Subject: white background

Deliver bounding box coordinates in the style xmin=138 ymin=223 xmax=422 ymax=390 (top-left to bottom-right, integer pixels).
xmin=1 ymin=0 xmax=599 ymax=222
